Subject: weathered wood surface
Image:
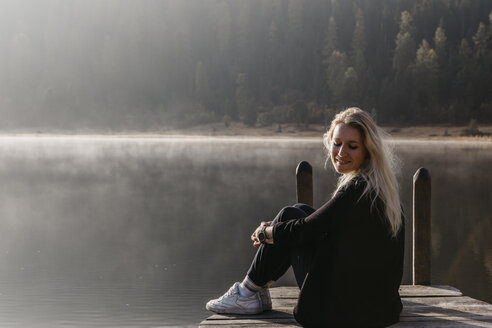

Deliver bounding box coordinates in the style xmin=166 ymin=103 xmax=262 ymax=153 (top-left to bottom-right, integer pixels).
xmin=296 ymin=161 xmax=313 ymax=207
xmin=200 ymin=286 xmax=492 ymax=327
xmin=413 ymin=167 xmax=432 ymax=285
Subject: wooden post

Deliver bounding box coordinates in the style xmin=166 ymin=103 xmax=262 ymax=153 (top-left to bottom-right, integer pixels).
xmin=296 ymin=161 xmax=313 ymax=207
xmin=413 ymin=167 xmax=431 ymax=285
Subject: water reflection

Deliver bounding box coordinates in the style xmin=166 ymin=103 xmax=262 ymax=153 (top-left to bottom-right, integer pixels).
xmin=394 ymin=140 xmax=492 ymax=303
xmin=0 ymin=136 xmax=490 ymax=326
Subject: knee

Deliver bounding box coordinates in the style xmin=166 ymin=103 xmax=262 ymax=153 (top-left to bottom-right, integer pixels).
xmin=276 ymin=206 xmax=308 ymax=223
xmin=293 ymin=203 xmax=316 ymax=216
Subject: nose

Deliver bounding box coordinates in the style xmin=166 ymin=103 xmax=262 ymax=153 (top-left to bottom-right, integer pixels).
xmin=338 ymin=144 xmax=348 ymax=157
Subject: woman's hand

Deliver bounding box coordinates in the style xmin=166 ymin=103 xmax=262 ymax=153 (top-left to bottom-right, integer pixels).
xmin=251 ymin=221 xmax=268 ymax=247
xmin=251 ymin=221 xmax=273 ymax=247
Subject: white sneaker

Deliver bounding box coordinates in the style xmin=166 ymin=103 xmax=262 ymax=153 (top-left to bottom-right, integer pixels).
xmin=259 ymin=288 xmax=272 ymax=311
xmin=206 ymin=282 xmax=263 ymax=314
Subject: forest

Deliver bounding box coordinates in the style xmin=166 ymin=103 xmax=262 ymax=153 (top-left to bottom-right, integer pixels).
xmin=1 ymin=0 xmax=491 ymax=131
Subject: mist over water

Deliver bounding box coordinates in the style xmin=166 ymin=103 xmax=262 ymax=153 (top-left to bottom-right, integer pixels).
xmin=0 ymin=136 xmax=490 ymax=327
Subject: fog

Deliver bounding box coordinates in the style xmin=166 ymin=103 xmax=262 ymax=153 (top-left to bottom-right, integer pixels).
xmin=0 ymin=0 xmax=206 ymax=131
xmin=1 ymin=0 xmax=491 ymax=131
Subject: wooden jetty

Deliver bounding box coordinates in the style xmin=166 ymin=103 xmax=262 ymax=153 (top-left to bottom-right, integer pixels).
xmin=200 ymin=163 xmax=492 ymax=327
xmin=200 ymin=285 xmax=492 ymax=327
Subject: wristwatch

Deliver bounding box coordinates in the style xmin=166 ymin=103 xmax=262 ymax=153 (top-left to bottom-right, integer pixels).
xmin=258 ymin=226 xmax=267 ymax=244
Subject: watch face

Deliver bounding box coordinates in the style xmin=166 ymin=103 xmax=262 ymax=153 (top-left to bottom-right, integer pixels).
xmin=258 ymin=230 xmax=266 ymax=243
xmin=258 ymin=231 xmax=266 ymax=243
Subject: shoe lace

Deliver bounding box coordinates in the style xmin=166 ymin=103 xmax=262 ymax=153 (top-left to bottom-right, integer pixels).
xmin=217 ymin=286 xmax=237 ymax=301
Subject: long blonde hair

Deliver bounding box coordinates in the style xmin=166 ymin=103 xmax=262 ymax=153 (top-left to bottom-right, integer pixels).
xmin=323 ymin=107 xmax=402 ymax=238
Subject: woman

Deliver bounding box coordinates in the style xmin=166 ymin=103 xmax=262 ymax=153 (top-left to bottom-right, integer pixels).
xmin=206 ymin=107 xmax=405 ymax=327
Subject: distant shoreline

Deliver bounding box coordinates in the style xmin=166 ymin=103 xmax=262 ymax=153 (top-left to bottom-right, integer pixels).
xmin=1 ymin=123 xmax=491 ymax=142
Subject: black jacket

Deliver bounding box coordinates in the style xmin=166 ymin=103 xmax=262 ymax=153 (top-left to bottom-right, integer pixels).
xmin=272 ymin=178 xmax=404 ymax=327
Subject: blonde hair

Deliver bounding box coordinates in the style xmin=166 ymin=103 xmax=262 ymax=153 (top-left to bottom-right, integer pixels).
xmin=323 ymin=107 xmax=402 ymax=238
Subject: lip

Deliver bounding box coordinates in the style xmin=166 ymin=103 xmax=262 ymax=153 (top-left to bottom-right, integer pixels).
xmin=336 ymin=158 xmax=351 ymax=165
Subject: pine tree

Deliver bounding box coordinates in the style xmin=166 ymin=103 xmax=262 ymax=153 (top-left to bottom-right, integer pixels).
xmin=235 ymin=73 xmax=255 ymax=126
xmin=265 ymin=21 xmax=283 ymax=101
xmin=351 ymin=7 xmax=367 ymax=74
xmin=393 ymin=11 xmax=416 ymax=76
xmin=350 ymin=6 xmax=367 ymax=104
xmin=457 ymin=39 xmax=472 ymax=81
xmin=343 ymin=66 xmax=359 ymax=105
xmin=455 ymin=38 xmax=473 ymax=122
xmin=471 ymin=20 xmax=492 ymax=120
xmin=322 ymin=17 xmax=339 ymax=103
xmin=415 ymin=40 xmax=438 ymax=81
xmin=433 ymin=24 xmax=447 ymax=66
xmin=472 ymin=22 xmax=489 ymax=61
xmin=322 ymin=17 xmax=338 ymax=61
xmin=433 ymin=23 xmax=449 ymax=116
xmin=215 ymin=1 xmax=231 ymax=55
xmin=390 ymin=11 xmax=417 ymax=122
xmin=287 ymin=0 xmax=304 ymax=89
xmin=414 ymin=39 xmax=439 ymax=121
xmin=326 ymin=50 xmax=349 ymax=106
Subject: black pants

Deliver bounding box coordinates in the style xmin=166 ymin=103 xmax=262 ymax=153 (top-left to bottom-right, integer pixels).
xmin=247 ymin=204 xmax=316 ymax=288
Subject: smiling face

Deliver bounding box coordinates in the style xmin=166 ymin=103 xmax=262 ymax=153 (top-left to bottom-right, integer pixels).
xmin=330 ymin=123 xmax=367 ymax=174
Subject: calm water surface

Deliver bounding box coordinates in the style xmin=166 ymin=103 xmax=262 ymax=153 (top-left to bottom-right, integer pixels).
xmin=0 ymin=136 xmax=490 ymax=327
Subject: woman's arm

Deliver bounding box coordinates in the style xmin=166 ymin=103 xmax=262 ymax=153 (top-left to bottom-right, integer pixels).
xmin=272 ymin=181 xmax=362 ymax=247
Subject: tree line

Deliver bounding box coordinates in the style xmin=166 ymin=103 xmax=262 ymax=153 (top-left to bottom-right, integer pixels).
xmin=0 ymin=0 xmax=491 ymax=130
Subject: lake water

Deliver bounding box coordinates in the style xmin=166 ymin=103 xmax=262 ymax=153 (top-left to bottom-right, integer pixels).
xmin=0 ymin=136 xmax=490 ymax=327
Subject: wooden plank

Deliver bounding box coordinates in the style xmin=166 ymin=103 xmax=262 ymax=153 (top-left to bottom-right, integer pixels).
xmin=399 ymin=285 xmax=462 ymax=297
xmin=296 ymin=161 xmax=313 ymax=207
xmin=402 ymin=296 xmax=492 ymax=311
xmin=400 ymin=308 xmax=492 ymax=318
xmin=413 ymin=168 xmax=431 ymax=285
xmin=206 ymin=310 xmax=294 ymax=321
xmin=200 ymin=315 xmax=492 ymax=328
xmin=200 ymin=318 xmax=299 ymax=326
xmin=391 ymin=318 xmax=492 ymax=327
xmin=201 ymin=315 xmax=492 ymax=328
xmin=201 ymin=324 xmax=299 ymax=327
xmin=267 ymin=285 xmax=462 ymax=299
xmin=269 ymin=286 xmax=298 ymax=298
xmin=400 ymin=314 xmax=492 ymax=322
xmin=271 ymin=298 xmax=296 ymax=307
xmin=202 ymin=324 xmax=300 ymax=328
